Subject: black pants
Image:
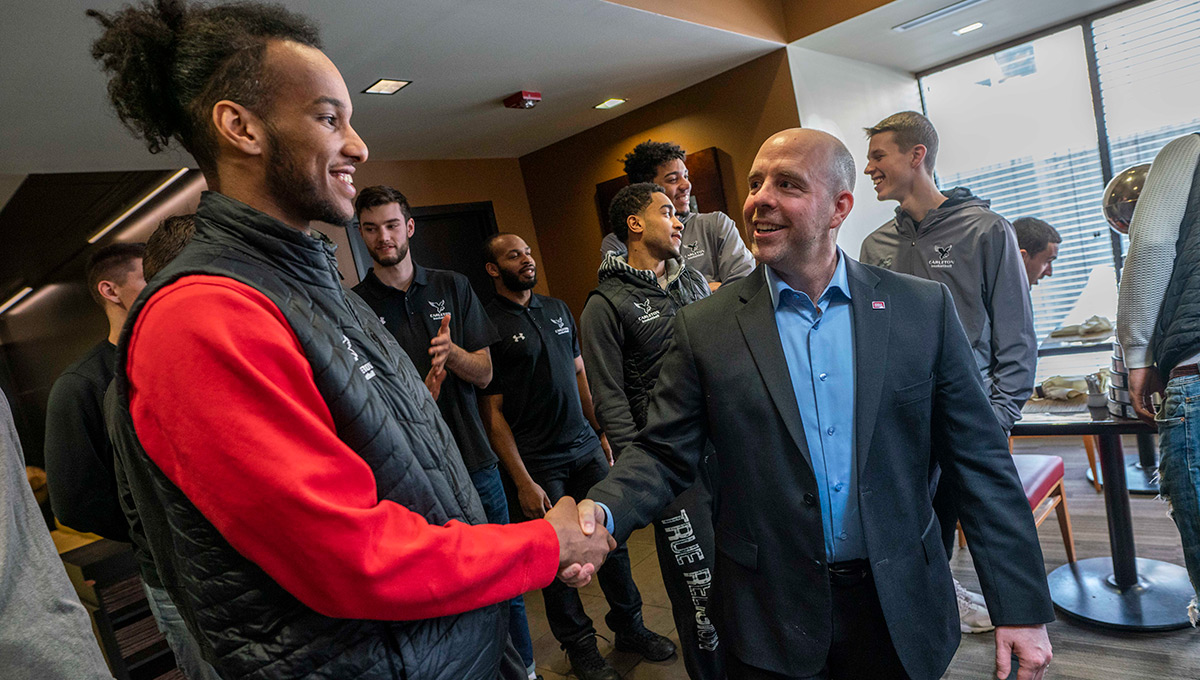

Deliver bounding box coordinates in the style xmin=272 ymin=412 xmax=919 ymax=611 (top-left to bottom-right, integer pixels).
xmin=505 ymin=447 xmax=644 ymax=648
xmin=724 ymin=563 xmax=908 ymax=679
xmin=652 ymin=454 xmax=724 ymax=680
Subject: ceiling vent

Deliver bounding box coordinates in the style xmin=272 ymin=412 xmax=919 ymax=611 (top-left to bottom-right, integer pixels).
xmin=892 ymin=0 xmax=990 ymax=33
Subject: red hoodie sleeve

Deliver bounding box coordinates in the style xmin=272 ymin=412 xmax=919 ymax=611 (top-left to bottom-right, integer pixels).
xmin=127 ymin=275 xmax=558 ymax=620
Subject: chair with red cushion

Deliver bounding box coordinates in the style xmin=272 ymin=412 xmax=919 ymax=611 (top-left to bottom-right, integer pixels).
xmin=958 ymin=450 xmax=1077 ymax=563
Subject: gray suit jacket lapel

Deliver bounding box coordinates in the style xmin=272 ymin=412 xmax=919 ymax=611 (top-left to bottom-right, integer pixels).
xmin=736 ymin=268 xmax=813 ymax=471
xmin=847 ymin=259 xmax=889 ymax=478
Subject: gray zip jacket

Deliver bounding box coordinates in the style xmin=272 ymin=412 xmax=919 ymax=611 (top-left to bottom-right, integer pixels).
xmin=601 ymin=211 xmax=755 ymax=285
xmin=859 ymin=187 xmax=1035 ymax=432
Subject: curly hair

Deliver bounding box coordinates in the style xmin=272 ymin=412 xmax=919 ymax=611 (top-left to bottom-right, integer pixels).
xmin=607 ymin=182 xmax=665 ymax=243
xmin=87 ymin=0 xmax=321 ymax=179
xmin=622 ymin=141 xmax=686 ymax=184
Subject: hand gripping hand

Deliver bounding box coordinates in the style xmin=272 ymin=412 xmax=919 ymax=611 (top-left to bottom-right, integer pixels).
xmin=545 ymin=497 xmax=614 ymax=587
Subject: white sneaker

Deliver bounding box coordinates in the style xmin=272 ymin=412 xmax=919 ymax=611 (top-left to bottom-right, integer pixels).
xmin=955 ymin=578 xmax=994 ymax=633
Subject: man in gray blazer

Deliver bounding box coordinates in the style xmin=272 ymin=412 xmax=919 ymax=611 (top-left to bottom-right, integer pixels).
xmin=565 ymin=129 xmax=1054 ymax=680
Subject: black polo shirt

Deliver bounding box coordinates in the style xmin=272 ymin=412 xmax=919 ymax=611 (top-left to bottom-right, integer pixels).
xmin=352 ymin=265 xmax=499 ymax=472
xmin=484 ymin=293 xmax=598 ymax=473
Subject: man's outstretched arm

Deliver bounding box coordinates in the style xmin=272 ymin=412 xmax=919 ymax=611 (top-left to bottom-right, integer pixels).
xmin=129 ymin=276 xmax=577 ymax=620
xmin=584 ymin=312 xmax=709 ymax=542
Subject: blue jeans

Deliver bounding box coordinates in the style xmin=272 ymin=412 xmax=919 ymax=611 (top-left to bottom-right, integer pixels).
xmin=142 ymin=583 xmax=222 ymax=680
xmin=1157 ymin=373 xmax=1200 ymax=625
xmin=471 ymin=464 xmax=536 ymax=670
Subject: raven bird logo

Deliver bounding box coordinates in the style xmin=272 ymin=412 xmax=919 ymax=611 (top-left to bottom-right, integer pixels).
xmin=551 ymin=317 xmax=565 ymax=329
xmin=428 ymin=300 xmax=447 ymax=314
xmin=934 ymin=244 xmax=953 ymax=259
xmin=685 ymin=241 xmax=699 ymax=252
xmin=634 ymin=299 xmax=654 ymax=315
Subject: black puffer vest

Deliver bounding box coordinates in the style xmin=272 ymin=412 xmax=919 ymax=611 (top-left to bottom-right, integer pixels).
xmin=111 ymin=192 xmax=503 ymax=680
xmin=1152 ymin=139 xmax=1200 ymax=377
xmin=587 ymin=252 xmax=710 ymax=427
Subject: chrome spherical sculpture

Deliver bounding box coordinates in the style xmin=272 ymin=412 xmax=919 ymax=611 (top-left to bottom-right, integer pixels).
xmin=1102 ymin=163 xmax=1151 ymax=235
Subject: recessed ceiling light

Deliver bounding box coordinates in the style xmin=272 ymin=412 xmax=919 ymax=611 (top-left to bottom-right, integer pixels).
xmin=892 ymin=0 xmax=990 ymax=32
xmin=363 ymin=79 xmax=411 ymax=95
xmin=594 ymin=98 xmax=626 ymax=110
xmin=0 ymin=287 xmax=33 ymax=315
xmin=954 ymin=22 xmax=985 ymax=36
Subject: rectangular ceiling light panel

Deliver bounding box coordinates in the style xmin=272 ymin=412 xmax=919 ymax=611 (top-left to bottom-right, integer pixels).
xmin=892 ymin=0 xmax=990 ymax=33
xmin=364 ymin=79 xmax=411 ymax=95
xmin=594 ymin=98 xmax=627 ymax=110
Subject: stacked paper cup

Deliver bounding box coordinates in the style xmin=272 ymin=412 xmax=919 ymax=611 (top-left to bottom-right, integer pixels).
xmin=1109 ymin=340 xmax=1135 ymax=419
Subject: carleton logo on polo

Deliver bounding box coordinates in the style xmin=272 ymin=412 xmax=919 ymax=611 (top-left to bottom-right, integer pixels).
xmin=341 ymin=334 xmax=377 ymax=381
xmin=684 ymin=241 xmax=705 ymax=259
xmin=633 ymin=298 xmax=660 ymax=324
xmin=930 ymin=243 xmax=955 ymax=269
xmin=550 ymin=317 xmax=571 ymax=335
xmin=428 ymin=299 xmax=450 ymax=320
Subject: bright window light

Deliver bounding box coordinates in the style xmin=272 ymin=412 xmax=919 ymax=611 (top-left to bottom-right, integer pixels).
xmin=363 ymin=79 xmax=411 ymax=95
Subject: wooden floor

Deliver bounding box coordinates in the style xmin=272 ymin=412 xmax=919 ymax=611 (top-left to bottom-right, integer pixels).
xmin=525 ymin=436 xmax=1199 ymax=679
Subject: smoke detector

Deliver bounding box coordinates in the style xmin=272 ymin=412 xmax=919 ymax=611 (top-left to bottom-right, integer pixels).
xmin=503 ymin=91 xmax=542 ymax=109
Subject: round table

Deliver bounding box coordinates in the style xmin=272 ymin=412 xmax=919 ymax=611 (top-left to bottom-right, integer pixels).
xmin=1012 ymin=413 xmax=1193 ymax=631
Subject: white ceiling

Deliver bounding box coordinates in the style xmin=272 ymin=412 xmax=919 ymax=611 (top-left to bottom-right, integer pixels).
xmin=0 ymin=0 xmax=779 ymax=174
xmin=795 ymin=0 xmax=1131 ymax=74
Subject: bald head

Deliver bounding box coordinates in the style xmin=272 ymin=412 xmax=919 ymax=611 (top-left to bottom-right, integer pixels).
xmin=759 ymin=128 xmax=856 ymax=197
xmin=744 ymin=128 xmax=856 ymax=287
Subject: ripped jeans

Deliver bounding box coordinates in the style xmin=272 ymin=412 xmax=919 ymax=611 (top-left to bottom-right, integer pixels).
xmin=1157 ymin=373 xmax=1200 ymax=625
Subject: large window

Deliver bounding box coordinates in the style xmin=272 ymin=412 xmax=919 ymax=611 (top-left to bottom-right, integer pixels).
xmin=1096 ymin=0 xmax=1200 ymax=169
xmin=919 ymin=0 xmax=1200 ymax=342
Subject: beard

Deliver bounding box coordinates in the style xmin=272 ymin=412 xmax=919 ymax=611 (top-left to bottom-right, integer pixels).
xmin=369 ymin=241 xmax=408 ymax=267
xmin=500 ymin=267 xmax=537 ymax=291
xmin=263 ymin=128 xmax=353 ymax=227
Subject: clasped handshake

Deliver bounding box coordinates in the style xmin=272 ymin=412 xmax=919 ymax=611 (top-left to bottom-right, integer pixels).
xmin=544 ymin=497 xmax=613 ymax=588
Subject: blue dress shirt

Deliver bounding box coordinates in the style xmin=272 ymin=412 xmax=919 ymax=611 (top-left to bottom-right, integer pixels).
xmin=600 ymin=253 xmax=863 ymax=562
xmin=766 ymin=251 xmax=863 ymax=562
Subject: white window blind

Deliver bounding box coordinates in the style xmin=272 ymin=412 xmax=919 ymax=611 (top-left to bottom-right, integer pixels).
xmin=1096 ymin=0 xmax=1200 ymax=175
xmin=921 ymin=27 xmax=1114 ymax=342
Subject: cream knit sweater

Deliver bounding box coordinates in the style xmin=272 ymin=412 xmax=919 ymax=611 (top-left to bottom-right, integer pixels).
xmin=1116 ymin=133 xmax=1200 ymax=370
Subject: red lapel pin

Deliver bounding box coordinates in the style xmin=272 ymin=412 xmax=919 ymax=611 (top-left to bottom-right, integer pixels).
xmin=872 ymin=301 xmax=886 ymax=310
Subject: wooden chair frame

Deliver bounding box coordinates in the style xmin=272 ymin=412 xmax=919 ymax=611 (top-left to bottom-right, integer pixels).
xmin=1010 ymin=435 xmax=1101 ymax=493
xmin=957 ymin=441 xmax=1077 ymax=563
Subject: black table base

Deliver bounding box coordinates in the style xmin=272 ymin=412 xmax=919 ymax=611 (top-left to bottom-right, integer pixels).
xmin=1012 ymin=417 xmax=1194 ymax=632
xmin=1048 ymin=557 xmax=1194 ymax=630
xmin=1085 ymin=453 xmax=1160 ymax=495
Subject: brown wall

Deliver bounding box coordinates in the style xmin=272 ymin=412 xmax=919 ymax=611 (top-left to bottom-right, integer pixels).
xmin=518 ymin=49 xmax=799 ymax=316
xmin=353 ymin=158 xmax=548 ymax=295
xmin=605 ymin=0 xmax=787 ymax=42
xmin=603 ymin=0 xmax=892 ymax=44
xmin=783 ymin=0 xmax=894 ymax=41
